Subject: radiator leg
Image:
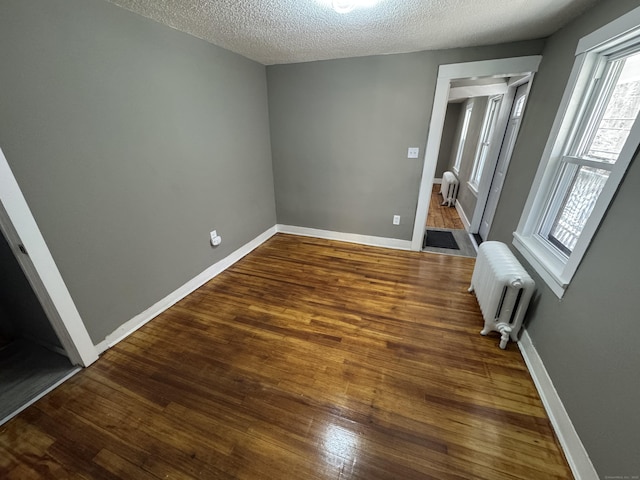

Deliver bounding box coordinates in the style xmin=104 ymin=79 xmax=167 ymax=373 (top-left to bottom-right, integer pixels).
xmin=468 ymin=285 xmax=474 ymax=293
xmin=497 ymin=324 xmax=512 ymax=349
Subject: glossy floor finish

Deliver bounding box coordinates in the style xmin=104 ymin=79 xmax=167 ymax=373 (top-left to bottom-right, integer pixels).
xmin=427 ymin=184 xmax=464 ymax=229
xmin=0 ymin=234 xmax=572 ymax=479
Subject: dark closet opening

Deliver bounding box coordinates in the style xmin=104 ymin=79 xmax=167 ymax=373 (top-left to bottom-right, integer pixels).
xmin=0 ymin=230 xmax=77 ymax=424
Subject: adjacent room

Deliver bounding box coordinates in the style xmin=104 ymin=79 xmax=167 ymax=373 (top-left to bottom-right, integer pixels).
xmin=1 ymin=0 xmax=639 ymax=478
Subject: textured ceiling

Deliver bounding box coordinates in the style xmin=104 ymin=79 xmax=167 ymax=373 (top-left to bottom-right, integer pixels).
xmin=106 ymin=0 xmax=600 ymax=65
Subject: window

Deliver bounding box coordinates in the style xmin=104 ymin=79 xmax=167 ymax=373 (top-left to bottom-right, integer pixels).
xmin=469 ymin=95 xmax=502 ymax=192
xmin=453 ymin=104 xmax=473 ymax=175
xmin=514 ymin=8 xmax=640 ymax=298
xmin=541 ymin=52 xmax=640 ymax=255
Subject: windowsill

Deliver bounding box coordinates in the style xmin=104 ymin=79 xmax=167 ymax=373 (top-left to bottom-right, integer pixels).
xmin=467 ymin=182 xmax=479 ymax=196
xmin=512 ymin=232 xmax=567 ymax=298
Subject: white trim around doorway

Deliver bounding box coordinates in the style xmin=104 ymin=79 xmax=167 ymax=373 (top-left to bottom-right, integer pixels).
xmin=0 ymin=147 xmax=98 ymax=367
xmin=411 ymin=56 xmax=543 ymax=251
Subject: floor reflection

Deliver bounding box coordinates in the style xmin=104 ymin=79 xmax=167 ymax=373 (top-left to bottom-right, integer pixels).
xmin=322 ymin=424 xmax=359 ymax=476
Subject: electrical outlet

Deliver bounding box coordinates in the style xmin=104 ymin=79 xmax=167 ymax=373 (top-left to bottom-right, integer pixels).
xmin=393 ymin=215 xmax=401 ymax=225
xmin=407 ymin=147 xmax=420 ymax=159
xmin=210 ymin=230 xmax=222 ymax=246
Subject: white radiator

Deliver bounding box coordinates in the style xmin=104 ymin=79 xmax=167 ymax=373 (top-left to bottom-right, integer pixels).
xmin=440 ymin=171 xmax=459 ymax=207
xmin=468 ymin=241 xmax=535 ymax=349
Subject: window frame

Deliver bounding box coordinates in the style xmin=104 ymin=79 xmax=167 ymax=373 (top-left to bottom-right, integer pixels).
xmin=469 ymin=95 xmax=503 ymax=193
xmin=513 ymin=7 xmax=640 ymax=298
xmin=452 ymin=103 xmax=473 ymax=175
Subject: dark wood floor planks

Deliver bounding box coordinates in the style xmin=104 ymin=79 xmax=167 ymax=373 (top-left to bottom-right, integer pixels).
xmin=0 ymin=234 xmax=572 ymax=479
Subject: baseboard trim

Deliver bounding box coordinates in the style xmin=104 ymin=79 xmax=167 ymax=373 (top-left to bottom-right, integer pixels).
xmin=433 ymin=178 xmax=443 ymax=185
xmin=95 ymin=226 xmax=278 ymax=354
xmin=455 ymin=200 xmax=471 ymax=231
xmin=276 ymin=224 xmax=412 ymax=251
xmin=518 ymin=330 xmax=598 ymax=480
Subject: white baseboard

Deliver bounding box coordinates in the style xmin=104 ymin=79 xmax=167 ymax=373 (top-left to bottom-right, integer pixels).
xmin=518 ymin=330 xmax=598 ymax=480
xmin=455 ymin=200 xmax=471 ymax=231
xmin=95 ymin=226 xmax=277 ymax=354
xmin=433 ymin=178 xmax=443 ymax=185
xmin=276 ymin=224 xmax=412 ymax=251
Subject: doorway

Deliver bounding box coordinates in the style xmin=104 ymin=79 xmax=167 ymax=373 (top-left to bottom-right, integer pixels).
xmin=0 ymin=146 xmax=97 ymax=368
xmin=0 ymin=146 xmax=98 ymax=423
xmin=423 ymin=184 xmax=476 ymax=257
xmin=0 ymin=229 xmax=79 ymax=424
xmin=411 ymin=56 xmax=542 ymax=251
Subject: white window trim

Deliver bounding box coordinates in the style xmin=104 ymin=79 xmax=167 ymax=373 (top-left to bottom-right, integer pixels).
xmin=453 ymin=103 xmax=473 ymax=175
xmin=514 ymin=6 xmax=640 ymax=298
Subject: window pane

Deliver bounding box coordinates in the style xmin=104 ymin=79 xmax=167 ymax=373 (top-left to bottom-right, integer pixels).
xmin=513 ymin=95 xmax=526 ymax=118
xmin=454 ymin=106 xmax=473 ymax=172
xmin=548 ymin=166 xmax=610 ymax=254
xmin=584 ymin=53 xmax=640 ymax=163
xmin=471 ymin=97 xmax=501 ymax=187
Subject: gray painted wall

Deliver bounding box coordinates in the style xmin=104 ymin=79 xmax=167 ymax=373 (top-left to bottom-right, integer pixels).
xmin=435 ymin=103 xmax=461 ymax=179
xmin=0 ymin=232 xmax=61 ymax=348
xmin=267 ymin=40 xmax=545 ymax=240
xmin=448 ymin=97 xmax=488 ymax=221
xmin=488 ymin=0 xmax=640 ymax=476
xmin=0 ymin=0 xmax=276 ymax=344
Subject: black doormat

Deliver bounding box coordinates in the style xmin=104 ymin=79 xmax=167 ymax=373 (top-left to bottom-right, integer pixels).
xmin=423 ymin=230 xmax=460 ymax=250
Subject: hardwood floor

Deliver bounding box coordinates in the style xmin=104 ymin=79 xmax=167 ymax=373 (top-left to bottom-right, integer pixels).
xmin=0 ymin=234 xmax=572 ymax=479
xmin=427 ymin=184 xmax=464 ymax=229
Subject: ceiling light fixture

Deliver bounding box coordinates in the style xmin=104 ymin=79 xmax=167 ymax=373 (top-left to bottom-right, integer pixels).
xmin=332 ymin=0 xmax=356 ymax=13
xmin=331 ymin=0 xmax=380 ymax=14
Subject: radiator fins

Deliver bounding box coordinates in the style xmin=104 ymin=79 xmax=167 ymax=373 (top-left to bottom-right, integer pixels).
xmin=469 ymin=241 xmax=535 ymax=349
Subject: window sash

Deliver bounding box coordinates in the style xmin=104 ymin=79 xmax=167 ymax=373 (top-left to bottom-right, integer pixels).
xmin=536 ymin=49 xmax=640 ymax=257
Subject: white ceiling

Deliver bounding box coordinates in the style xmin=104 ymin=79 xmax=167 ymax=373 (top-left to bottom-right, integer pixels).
xmin=106 ymin=0 xmax=600 ymax=65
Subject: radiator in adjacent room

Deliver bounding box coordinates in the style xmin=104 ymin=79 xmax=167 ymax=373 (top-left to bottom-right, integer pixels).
xmin=468 ymin=241 xmax=535 ymax=349
xmin=440 ymin=171 xmax=459 ymax=207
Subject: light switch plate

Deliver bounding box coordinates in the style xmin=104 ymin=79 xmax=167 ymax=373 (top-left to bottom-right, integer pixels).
xmin=407 ymin=147 xmax=420 ymax=159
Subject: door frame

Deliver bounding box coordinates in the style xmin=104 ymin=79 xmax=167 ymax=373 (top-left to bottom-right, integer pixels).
xmin=0 ymin=147 xmax=98 ymax=367
xmin=411 ymin=56 xmax=542 ymax=251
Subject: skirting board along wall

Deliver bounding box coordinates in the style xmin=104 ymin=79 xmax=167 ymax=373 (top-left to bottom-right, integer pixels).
xmin=276 ymin=225 xmax=412 ymax=251
xmin=518 ymin=330 xmax=598 ymax=480
xmin=455 ymin=200 xmax=471 ymax=231
xmin=94 ymin=226 xmax=278 ymax=354
xmin=94 ymin=224 xmax=412 ymax=354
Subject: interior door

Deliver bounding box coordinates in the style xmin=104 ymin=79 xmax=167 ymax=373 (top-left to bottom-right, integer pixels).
xmin=478 ymin=83 xmax=529 ymax=240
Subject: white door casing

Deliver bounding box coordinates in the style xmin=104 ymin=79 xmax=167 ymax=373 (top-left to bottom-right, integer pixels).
xmin=0 ymin=147 xmax=98 ymax=367
xmin=411 ymin=56 xmax=542 ymax=251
